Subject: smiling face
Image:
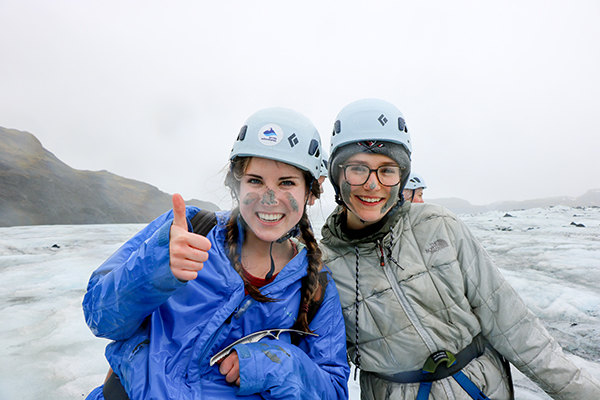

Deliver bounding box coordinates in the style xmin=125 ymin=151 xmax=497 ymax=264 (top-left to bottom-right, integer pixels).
xmin=238 ymin=157 xmax=308 ymax=243
xmin=339 ymin=153 xmax=401 ymax=230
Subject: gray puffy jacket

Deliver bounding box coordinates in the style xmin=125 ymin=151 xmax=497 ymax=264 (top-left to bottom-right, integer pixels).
xmin=320 ymin=202 xmax=600 ymax=399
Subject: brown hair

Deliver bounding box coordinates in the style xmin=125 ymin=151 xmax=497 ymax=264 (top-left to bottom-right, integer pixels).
xmin=224 ymin=157 xmax=323 ymax=333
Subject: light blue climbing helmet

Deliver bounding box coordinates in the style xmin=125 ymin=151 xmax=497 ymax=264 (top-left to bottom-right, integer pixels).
xmin=328 ymin=99 xmax=413 ymax=204
xmin=404 ymin=172 xmax=427 ymax=190
xmin=330 ymin=98 xmax=412 ymax=157
xmin=230 ymin=107 xmax=322 ymax=180
xmin=319 ymin=148 xmax=329 ymax=179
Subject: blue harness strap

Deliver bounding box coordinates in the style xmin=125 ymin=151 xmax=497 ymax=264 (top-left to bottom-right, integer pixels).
xmin=414 ymin=373 xmax=490 ymax=400
xmin=452 ymin=371 xmax=490 ymax=400
xmin=416 ymin=381 xmax=432 ymax=400
xmin=416 ymin=349 xmax=490 ymax=400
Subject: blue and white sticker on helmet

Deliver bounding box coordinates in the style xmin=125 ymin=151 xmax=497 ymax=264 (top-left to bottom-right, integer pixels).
xmin=258 ymin=124 xmax=284 ymax=146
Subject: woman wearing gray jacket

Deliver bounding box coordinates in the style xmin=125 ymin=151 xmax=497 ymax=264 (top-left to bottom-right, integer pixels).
xmin=319 ymin=98 xmax=600 ymax=399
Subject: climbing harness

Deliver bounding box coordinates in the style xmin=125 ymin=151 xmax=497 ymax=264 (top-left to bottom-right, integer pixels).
xmin=415 ymin=347 xmax=490 ymax=400
xmin=372 ymin=333 xmax=493 ymax=400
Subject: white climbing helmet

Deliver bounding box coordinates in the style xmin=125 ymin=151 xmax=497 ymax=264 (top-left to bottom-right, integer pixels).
xmin=319 ymin=148 xmax=329 ymax=178
xmin=230 ymin=107 xmax=323 ymax=180
xmin=404 ymin=172 xmax=427 ymax=190
xmin=330 ymin=98 xmax=412 ymax=157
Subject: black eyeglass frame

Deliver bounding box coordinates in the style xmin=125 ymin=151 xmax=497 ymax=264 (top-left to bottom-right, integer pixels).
xmin=339 ymin=164 xmax=403 ymax=187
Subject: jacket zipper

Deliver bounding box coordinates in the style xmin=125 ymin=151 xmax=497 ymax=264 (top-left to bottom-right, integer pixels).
xmin=197 ymin=252 xmax=307 ymax=371
xmin=377 ymin=240 xmax=385 ymax=267
xmin=198 ymin=311 xmax=234 ymax=370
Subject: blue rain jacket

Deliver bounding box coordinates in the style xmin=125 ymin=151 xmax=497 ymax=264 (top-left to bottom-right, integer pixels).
xmin=83 ymin=208 xmax=349 ymax=400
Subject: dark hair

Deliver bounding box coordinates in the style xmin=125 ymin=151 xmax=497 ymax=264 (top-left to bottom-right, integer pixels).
xmin=224 ymin=157 xmax=322 ymax=333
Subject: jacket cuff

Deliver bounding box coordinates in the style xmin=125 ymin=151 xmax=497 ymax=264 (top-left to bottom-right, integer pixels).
xmin=235 ymin=341 xmax=300 ymax=396
xmin=234 ymin=343 xmax=265 ymax=395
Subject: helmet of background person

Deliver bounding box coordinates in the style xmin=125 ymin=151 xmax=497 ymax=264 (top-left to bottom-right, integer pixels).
xmin=404 ymin=172 xmax=427 ymax=190
xmin=319 ymin=148 xmax=329 ymax=179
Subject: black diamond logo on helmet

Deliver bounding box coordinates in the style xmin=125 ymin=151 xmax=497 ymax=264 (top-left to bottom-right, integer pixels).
xmin=378 ymin=114 xmax=388 ymax=126
xmin=288 ymin=133 xmax=299 ymax=147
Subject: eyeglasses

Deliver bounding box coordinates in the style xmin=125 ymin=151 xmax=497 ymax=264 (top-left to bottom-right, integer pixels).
xmin=340 ymin=164 xmax=403 ymax=187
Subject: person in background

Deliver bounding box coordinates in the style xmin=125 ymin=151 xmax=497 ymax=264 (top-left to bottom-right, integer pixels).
xmin=319 ymin=148 xmax=329 ymax=185
xmin=83 ymin=108 xmax=349 ymax=400
xmin=403 ymin=172 xmax=426 ymax=203
xmin=319 ymin=98 xmax=600 ymax=399
xmin=309 ymin=148 xmax=328 ymax=206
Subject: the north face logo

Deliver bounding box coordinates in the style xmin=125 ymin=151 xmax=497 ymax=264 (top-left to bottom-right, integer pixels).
xmin=425 ymin=239 xmax=449 ymax=254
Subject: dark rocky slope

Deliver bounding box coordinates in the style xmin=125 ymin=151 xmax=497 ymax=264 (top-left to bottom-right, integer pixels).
xmin=0 ymin=127 xmax=219 ymax=227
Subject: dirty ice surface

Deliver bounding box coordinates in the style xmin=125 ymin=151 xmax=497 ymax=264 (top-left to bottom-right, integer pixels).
xmin=1 ymin=206 xmax=599 ymax=399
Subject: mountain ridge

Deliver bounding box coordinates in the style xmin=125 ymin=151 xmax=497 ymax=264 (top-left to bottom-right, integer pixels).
xmin=429 ymin=189 xmax=600 ymax=215
xmin=2 ymin=126 xmax=597 ymax=226
xmin=0 ymin=126 xmax=219 ymax=227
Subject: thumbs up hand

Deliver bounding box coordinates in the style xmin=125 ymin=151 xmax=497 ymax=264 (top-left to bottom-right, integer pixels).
xmin=169 ymin=193 xmax=212 ymax=281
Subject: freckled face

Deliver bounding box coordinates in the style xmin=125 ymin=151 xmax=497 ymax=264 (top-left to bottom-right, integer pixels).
xmin=239 ymin=158 xmax=308 ymax=243
xmin=339 ymin=153 xmax=400 ymax=230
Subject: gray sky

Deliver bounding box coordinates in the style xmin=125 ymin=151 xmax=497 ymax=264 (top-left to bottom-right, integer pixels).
xmin=1 ymin=0 xmax=599 ymax=212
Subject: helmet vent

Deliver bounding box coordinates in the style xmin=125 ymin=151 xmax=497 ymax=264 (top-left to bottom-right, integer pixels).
xmin=237 ymin=125 xmax=248 ymax=141
xmin=308 ymin=139 xmax=320 ymax=157
xmin=398 ymin=117 xmax=406 ymax=132
xmin=333 ymin=120 xmax=341 ymax=135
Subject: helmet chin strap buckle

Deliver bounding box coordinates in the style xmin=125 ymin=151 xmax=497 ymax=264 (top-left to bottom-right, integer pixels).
xmin=276 ymin=224 xmax=299 ymax=244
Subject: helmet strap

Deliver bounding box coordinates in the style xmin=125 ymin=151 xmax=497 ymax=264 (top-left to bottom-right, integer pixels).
xmin=238 ymin=212 xmax=297 ymax=280
xmin=266 ymin=242 xmax=276 ymax=280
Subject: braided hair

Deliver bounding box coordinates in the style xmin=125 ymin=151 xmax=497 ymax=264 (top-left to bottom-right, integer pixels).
xmin=292 ymin=210 xmax=323 ymax=333
xmin=225 ymin=157 xmax=324 ymax=333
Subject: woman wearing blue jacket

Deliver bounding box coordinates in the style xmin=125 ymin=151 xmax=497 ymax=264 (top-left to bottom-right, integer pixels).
xmin=83 ymin=108 xmax=350 ymax=399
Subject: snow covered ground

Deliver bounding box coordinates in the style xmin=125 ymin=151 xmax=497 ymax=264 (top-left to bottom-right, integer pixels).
xmin=1 ymin=205 xmax=599 ymax=399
